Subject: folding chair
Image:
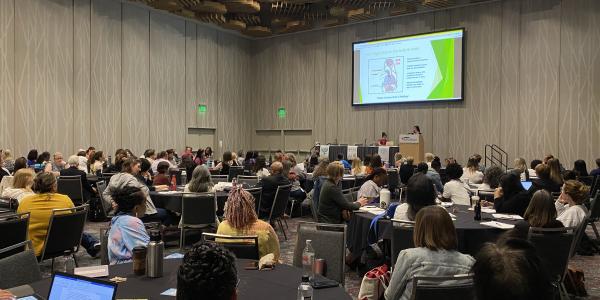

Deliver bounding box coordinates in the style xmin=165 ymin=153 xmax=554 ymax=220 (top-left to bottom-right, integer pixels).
xmin=202 ymin=233 xmax=259 ymax=260
xmin=39 ymin=205 xmax=88 ymax=270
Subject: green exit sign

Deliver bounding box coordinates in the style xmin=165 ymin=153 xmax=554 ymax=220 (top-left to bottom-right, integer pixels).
xmin=277 ymin=107 xmax=286 ymax=118
xmin=198 ymin=104 xmax=207 ymax=113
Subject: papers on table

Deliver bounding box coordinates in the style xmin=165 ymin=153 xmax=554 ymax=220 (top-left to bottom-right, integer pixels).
xmin=214 ymin=182 xmax=233 ymax=192
xmin=492 ymin=213 xmax=523 ymax=221
xmin=158 ymin=191 xmax=180 ymax=194
xmin=74 ymin=265 xmax=109 ymax=278
xmin=165 ymin=253 xmax=184 ymax=259
xmin=160 ymin=288 xmax=177 ymax=296
xmin=481 ymin=208 xmax=496 ymax=214
xmin=359 ymin=206 xmax=386 ymax=215
xmin=480 ymin=221 xmax=515 ymax=230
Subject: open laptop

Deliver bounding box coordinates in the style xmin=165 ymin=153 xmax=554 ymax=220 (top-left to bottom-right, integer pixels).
xmin=17 ymin=272 xmax=117 ymax=300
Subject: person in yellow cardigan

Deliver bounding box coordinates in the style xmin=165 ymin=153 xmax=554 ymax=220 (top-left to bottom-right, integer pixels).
xmin=217 ymin=186 xmax=280 ymax=261
xmin=17 ymin=172 xmax=100 ymax=257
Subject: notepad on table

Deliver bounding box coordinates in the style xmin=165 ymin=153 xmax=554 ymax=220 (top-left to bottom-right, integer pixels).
xmin=492 ymin=213 xmax=523 ymax=220
xmin=74 ymin=265 xmax=109 ymax=278
xmin=480 ymin=221 xmax=515 ymax=229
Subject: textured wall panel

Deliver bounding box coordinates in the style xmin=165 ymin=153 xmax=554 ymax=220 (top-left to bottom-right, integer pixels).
xmin=184 ymin=21 xmax=197 ymax=129
xmin=324 ymin=29 xmax=339 ymax=144
xmin=195 ymin=25 xmax=218 ymax=129
xmin=14 ymin=0 xmax=73 ymax=155
xmin=73 ymin=0 xmax=91 ymax=151
xmin=90 ymin=0 xmax=121 ymax=154
xmin=122 ymin=3 xmax=149 ymax=155
xmin=149 ymin=12 xmax=186 ymax=151
xmin=558 ymin=0 xmax=600 ymax=169
xmin=0 ymin=0 xmax=14 ymax=152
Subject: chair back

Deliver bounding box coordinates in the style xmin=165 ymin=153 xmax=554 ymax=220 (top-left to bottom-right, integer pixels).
xmin=181 ymin=193 xmax=216 ymax=227
xmin=95 ymin=180 xmax=110 ymax=214
xmin=293 ymin=222 xmax=346 ymax=285
xmin=0 ymin=212 xmax=30 ymax=259
xmin=245 ymin=187 xmax=262 ymax=214
xmin=39 ymin=205 xmax=88 ymax=262
xmin=387 ymin=168 xmax=400 ymax=192
xmin=268 ymin=184 xmax=292 ymax=222
xmin=528 ymin=226 xmax=575 ymax=283
xmin=410 ymin=274 xmax=474 ymax=300
xmin=202 ymin=233 xmax=259 ymax=260
xmin=238 ymin=175 xmax=259 ymax=187
xmin=589 ymin=191 xmax=600 ymax=222
xmin=391 ymin=220 xmax=415 ymax=267
xmin=57 ymin=176 xmax=84 ymax=204
xmin=0 ymin=176 xmax=13 ymax=194
xmin=341 ymin=177 xmax=355 ymax=190
xmin=590 ymin=176 xmax=600 ymax=198
xmin=355 ymin=175 xmax=366 ymax=187
xmin=578 ymin=176 xmax=594 ymax=187
xmin=570 ymin=215 xmax=590 ymax=258
xmin=100 ymin=172 xmax=116 ymax=182
xmin=0 ymin=241 xmax=41 ymax=289
xmin=309 ymin=194 xmax=319 ymax=221
xmin=211 ymin=175 xmax=229 ymax=184
xmin=228 ymin=166 xmax=245 ymax=182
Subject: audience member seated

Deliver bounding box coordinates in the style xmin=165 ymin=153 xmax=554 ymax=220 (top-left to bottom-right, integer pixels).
xmin=1 ymin=168 xmax=35 ymax=203
xmin=0 ymin=155 xmax=9 ymax=181
xmin=555 ymin=180 xmax=589 ymax=228
xmin=461 ymin=156 xmax=484 ymax=184
xmin=17 ymin=173 xmax=100 ymax=258
xmin=89 ymin=151 xmax=105 ymax=175
xmin=36 ymin=151 xmax=53 ymax=173
xmin=286 ymin=153 xmax=307 ymax=201
xmin=442 ymin=163 xmax=470 ymax=205
xmin=591 ymin=158 xmax=600 ymax=177
xmin=76 ymin=150 xmax=88 ymax=172
xmin=150 ymin=151 xmax=173 ymax=174
xmin=530 ymin=164 xmax=561 ymax=194
xmin=26 ymin=149 xmax=38 ymax=167
xmin=153 ymin=161 xmax=171 ymax=186
xmin=337 ymin=154 xmax=351 ymax=169
xmin=215 ymin=151 xmax=234 ymax=175
xmin=317 ymin=162 xmax=368 ymax=224
xmin=258 ymin=162 xmax=290 ymax=219
xmin=472 ymin=238 xmax=552 ymax=300
xmin=547 ymin=158 xmax=564 ymax=187
xmin=357 ymin=168 xmax=388 ymax=202
xmin=510 ymin=157 xmax=530 ymax=181
xmin=60 ymin=155 xmax=97 ymax=201
xmin=511 ymin=190 xmax=564 ymax=239
xmin=105 ymin=149 xmax=127 ymax=173
xmin=217 ymin=187 xmax=280 ymax=261
xmin=444 ymin=157 xmax=456 ymax=167
xmin=385 ymin=206 xmax=475 ymax=300
xmin=166 ymin=149 xmax=177 ymax=166
xmin=562 ymin=170 xmax=577 ymax=181
xmin=135 ymin=158 xmax=167 ymax=192
xmin=427 ymin=160 xmax=443 ymax=193
xmin=490 ymin=173 xmax=531 ymax=216
xmin=50 ymin=152 xmax=66 ymax=173
xmin=104 ymin=158 xmax=172 ymax=225
xmin=480 ymin=165 xmax=504 ymax=190
xmin=177 ymin=242 xmax=238 ymax=300
xmin=179 ymin=154 xmax=197 ymax=179
xmin=254 ymin=155 xmax=270 ymax=179
xmin=185 ymin=165 xmax=215 ymax=193
xmin=393 ymin=173 xmax=436 ymax=221
xmin=143 ymin=149 xmax=156 ymax=165
xmin=529 ymin=159 xmax=542 ymax=178
xmin=399 ymin=156 xmax=415 ymax=185
xmin=367 ymin=154 xmax=384 ymax=175
xmin=310 ymin=159 xmax=330 ymax=212
xmin=572 ymin=159 xmax=589 ymax=177
xmin=424 ymin=152 xmax=434 ymax=168
xmin=306 ymin=155 xmax=319 ymax=173
xmin=13 ymin=157 xmax=27 ymax=174
xmin=2 ymin=149 xmax=15 ymax=173
xmin=351 ymin=157 xmax=366 ymax=176
xmin=415 ymin=162 xmax=428 ymax=175
xmin=394 ymin=152 xmax=403 ymax=168
xmin=107 ymin=185 xmax=150 ymax=265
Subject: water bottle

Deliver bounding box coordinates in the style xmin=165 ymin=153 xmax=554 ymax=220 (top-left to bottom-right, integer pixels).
xmin=302 ymin=240 xmax=315 ymax=279
xmin=64 ymin=252 xmax=75 ymax=274
xmin=146 ymin=240 xmax=164 ymax=278
xmin=107 ymin=155 xmax=112 ymax=167
xmin=297 ymin=275 xmax=313 ymax=300
xmin=170 ymin=175 xmax=177 ymax=191
xmin=474 ymin=196 xmax=482 ymax=221
xmin=380 ymin=188 xmax=391 ymax=209
xmin=181 ymin=170 xmax=187 ymax=185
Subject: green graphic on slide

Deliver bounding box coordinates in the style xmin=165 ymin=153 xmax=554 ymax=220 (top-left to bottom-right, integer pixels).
xmin=358 ymin=85 xmax=363 ymax=104
xmin=428 ymin=38 xmax=454 ymax=99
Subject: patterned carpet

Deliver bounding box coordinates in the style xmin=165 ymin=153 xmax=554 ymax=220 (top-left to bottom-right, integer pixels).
xmin=37 ymin=217 xmax=600 ymax=299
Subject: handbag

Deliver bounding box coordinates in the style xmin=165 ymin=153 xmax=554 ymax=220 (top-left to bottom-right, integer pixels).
xmin=358 ymin=264 xmax=390 ymax=300
xmin=342 ymin=209 xmax=353 ymax=221
xmin=564 ymin=267 xmax=587 ymax=297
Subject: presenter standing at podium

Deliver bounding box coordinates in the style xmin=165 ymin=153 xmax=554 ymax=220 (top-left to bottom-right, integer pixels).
xmin=378 ymin=132 xmax=389 ymax=146
xmin=411 ymin=125 xmax=421 ymax=135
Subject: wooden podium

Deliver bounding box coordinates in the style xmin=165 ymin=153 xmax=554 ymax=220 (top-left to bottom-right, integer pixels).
xmin=399 ymin=134 xmax=424 ymax=162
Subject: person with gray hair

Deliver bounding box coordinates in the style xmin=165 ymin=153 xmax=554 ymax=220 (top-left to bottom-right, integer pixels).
xmin=51 ymin=152 xmax=66 ymax=173
xmin=59 ymin=155 xmax=96 ymax=201
xmin=184 ymin=165 xmax=215 ymax=193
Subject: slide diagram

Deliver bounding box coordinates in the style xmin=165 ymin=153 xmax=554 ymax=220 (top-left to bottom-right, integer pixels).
xmin=368 ymin=57 xmax=404 ymax=94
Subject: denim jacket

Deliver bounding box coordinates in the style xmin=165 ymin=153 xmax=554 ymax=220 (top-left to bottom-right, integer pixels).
xmin=384 ymin=247 xmax=475 ymax=300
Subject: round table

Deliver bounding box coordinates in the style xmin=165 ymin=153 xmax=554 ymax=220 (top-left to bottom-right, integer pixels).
xmin=150 ymin=191 xmax=230 ymax=216
xmin=347 ymin=204 xmax=519 ymax=257
xmin=28 ymin=259 xmax=351 ymax=300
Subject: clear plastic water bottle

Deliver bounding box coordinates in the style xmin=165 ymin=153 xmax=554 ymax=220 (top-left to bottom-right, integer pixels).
xmin=181 ymin=170 xmax=187 ymax=185
xmin=64 ymin=252 xmax=75 ymax=274
xmin=297 ymin=275 xmax=313 ymax=300
xmin=302 ymin=240 xmax=315 ymax=279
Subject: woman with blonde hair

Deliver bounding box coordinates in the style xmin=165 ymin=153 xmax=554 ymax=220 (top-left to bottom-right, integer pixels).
xmin=2 ymin=149 xmax=15 ymax=172
xmin=217 ymin=187 xmax=280 ymax=261
xmin=1 ymin=168 xmax=35 ymax=202
xmin=512 ymin=190 xmax=563 ymax=238
xmin=351 ymin=157 xmax=366 ymax=176
xmin=547 ymin=158 xmax=564 ymax=186
xmin=511 ymin=157 xmax=529 ymax=181
xmin=555 ymin=180 xmax=589 ymax=227
xmin=461 ymin=156 xmax=484 ymax=184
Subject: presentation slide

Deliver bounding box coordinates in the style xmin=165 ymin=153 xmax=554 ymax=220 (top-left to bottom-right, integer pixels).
xmin=352 ymin=29 xmax=464 ymax=105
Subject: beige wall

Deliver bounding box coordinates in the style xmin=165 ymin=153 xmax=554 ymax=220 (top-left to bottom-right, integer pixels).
xmin=0 ymin=0 xmax=252 ymax=158
xmin=251 ymin=0 xmax=600 ymax=169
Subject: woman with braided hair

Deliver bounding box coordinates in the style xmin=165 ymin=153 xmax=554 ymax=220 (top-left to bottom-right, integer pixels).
xmin=107 ymin=185 xmax=150 ymax=265
xmin=216 ymin=186 xmax=280 ymax=261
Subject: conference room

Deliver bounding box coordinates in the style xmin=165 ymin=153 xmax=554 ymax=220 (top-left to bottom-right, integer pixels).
xmin=0 ymin=0 xmax=599 ymax=299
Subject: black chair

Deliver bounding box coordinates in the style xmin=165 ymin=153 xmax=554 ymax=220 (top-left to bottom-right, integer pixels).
xmin=228 ymin=166 xmax=245 ymax=182
xmin=169 ymin=169 xmax=182 ymax=185
xmin=245 ymin=187 xmax=262 ymax=215
xmin=410 ymin=274 xmax=474 ymax=300
xmin=0 ymin=212 xmax=30 ymax=259
xmin=202 ymin=233 xmax=259 ymax=260
xmin=0 ymin=196 xmax=18 ymax=213
xmin=39 ymin=205 xmax=88 ymax=270
xmin=180 ymin=193 xmax=217 ymax=250
xmin=238 ymin=175 xmax=259 ymax=187
xmin=57 ymin=176 xmax=85 ymax=205
xmin=587 ymin=191 xmax=600 ymax=240
xmin=387 ymin=168 xmax=400 ymax=199
xmin=341 ymin=177 xmax=356 ymax=190
xmin=100 ymin=172 xmax=116 ymax=182
xmin=391 ymin=220 xmax=415 ymax=268
xmin=268 ymin=184 xmax=292 ymax=240
xmin=0 ymin=241 xmax=41 ymax=289
xmin=577 ymin=176 xmax=594 ymax=187
xmin=211 ymin=175 xmax=228 ymax=184
xmin=528 ymin=226 xmax=576 ymax=298
xmin=590 ymin=176 xmax=600 ymax=198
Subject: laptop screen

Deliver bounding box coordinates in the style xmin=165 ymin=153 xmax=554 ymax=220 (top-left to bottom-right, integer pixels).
xmin=521 ymin=181 xmax=533 ymax=190
xmin=48 ymin=273 xmax=117 ymax=300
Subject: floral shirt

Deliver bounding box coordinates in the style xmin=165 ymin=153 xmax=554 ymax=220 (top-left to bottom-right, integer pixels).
xmin=108 ymin=213 xmax=150 ymax=265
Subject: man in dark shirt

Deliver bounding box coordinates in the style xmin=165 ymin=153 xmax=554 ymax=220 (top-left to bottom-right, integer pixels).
xmin=591 ymin=158 xmax=600 ymax=177
xmin=60 ymin=155 xmax=96 ymax=202
xmin=258 ymin=161 xmax=289 ymax=219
